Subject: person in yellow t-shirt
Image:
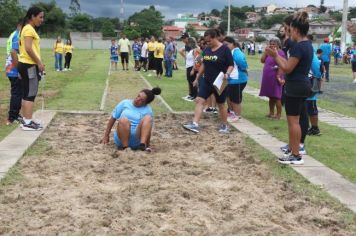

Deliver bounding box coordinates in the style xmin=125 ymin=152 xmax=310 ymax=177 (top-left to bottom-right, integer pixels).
xmin=18 ymin=6 xmax=44 ymax=131
xmin=147 ymin=36 xmax=157 ymax=70
xmin=154 ymin=38 xmax=165 ymax=79
xmin=64 ymin=39 xmax=74 ymax=71
xmin=53 ymin=36 xmax=64 ymax=71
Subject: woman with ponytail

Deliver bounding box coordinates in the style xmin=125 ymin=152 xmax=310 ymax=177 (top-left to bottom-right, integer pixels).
xmin=18 ymin=6 xmax=44 ymax=131
xmin=101 ymin=87 xmax=161 ymax=152
xmin=266 ymin=12 xmax=313 ymax=165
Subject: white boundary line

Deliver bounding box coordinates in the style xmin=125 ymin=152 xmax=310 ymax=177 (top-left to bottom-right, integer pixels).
xmin=99 ymin=63 xmax=112 ymax=111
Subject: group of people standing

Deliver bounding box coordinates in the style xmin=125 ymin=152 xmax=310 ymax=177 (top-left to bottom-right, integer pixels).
xmin=53 ymin=36 xmax=74 ymax=72
xmin=109 ymin=35 xmax=178 ymax=79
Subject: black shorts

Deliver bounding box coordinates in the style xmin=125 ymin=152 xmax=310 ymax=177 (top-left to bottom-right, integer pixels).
xmin=120 ymin=52 xmax=129 ymax=63
xmin=140 ymin=57 xmax=147 ymax=63
xmin=17 ymin=62 xmax=40 ymax=102
xmin=227 ymin=83 xmax=247 ymax=104
xmin=197 ymin=78 xmax=227 ymax=104
xmin=306 ymin=100 xmax=318 ymax=116
xmin=352 ymin=61 xmax=356 ymax=72
xmin=285 ymin=95 xmax=306 ymax=116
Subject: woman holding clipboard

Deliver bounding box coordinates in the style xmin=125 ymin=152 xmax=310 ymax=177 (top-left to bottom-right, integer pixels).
xmin=183 ymin=29 xmax=234 ymax=134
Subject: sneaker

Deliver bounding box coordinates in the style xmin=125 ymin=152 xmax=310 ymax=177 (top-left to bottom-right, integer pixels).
xmin=212 ymin=108 xmax=219 ymax=114
xmin=278 ymin=154 xmax=304 ymax=165
xmin=218 ymin=124 xmax=229 ymax=133
xmin=16 ymin=115 xmax=25 ymax=125
xmin=228 ymin=114 xmax=241 ymax=122
xmin=204 ymin=107 xmax=214 ymax=113
xmin=353 ymin=79 xmax=356 ymax=83
xmin=280 ymin=144 xmax=306 ymax=155
xmin=21 ymin=121 xmax=43 ymax=131
xmin=183 ymin=122 xmax=199 ymax=133
xmin=56 ymin=69 xmax=60 ymax=72
xmin=307 ymin=127 xmax=321 ymax=136
xmin=63 ymin=68 xmax=68 ymax=71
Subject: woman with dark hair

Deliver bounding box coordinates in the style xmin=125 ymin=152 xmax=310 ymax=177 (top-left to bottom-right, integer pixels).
xmin=184 ymin=37 xmax=199 ymax=101
xmin=266 ymin=12 xmax=313 ymax=165
xmin=64 ymin=39 xmax=73 ymax=71
xmin=183 ymin=29 xmax=234 ymax=133
xmin=154 ymin=38 xmax=165 ymax=79
xmin=260 ymin=38 xmax=286 ymax=120
xmin=223 ymin=36 xmax=249 ymax=122
xmin=101 ymin=87 xmax=161 ymax=151
xmin=18 ymin=6 xmax=44 ymax=131
xmin=53 ymin=36 xmax=64 ymax=71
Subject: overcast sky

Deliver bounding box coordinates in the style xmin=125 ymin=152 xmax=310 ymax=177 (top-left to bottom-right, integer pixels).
xmin=19 ymin=0 xmax=352 ymax=20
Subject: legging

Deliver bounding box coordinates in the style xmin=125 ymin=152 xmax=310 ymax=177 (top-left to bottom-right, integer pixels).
xmin=148 ymin=51 xmax=155 ymax=70
xmin=64 ymin=53 xmax=72 ymax=69
xmin=155 ymin=58 xmax=163 ymax=75
xmin=299 ymin=101 xmax=309 ymax=144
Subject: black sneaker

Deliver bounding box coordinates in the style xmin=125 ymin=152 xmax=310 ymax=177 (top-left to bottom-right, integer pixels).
xmin=138 ymin=143 xmax=146 ymax=151
xmin=16 ymin=115 xmax=25 ymax=125
xmin=21 ymin=121 xmax=43 ymax=131
xmin=204 ymin=107 xmax=214 ymax=113
xmin=278 ymin=154 xmax=304 ymax=165
xmin=307 ymin=127 xmax=320 ymax=136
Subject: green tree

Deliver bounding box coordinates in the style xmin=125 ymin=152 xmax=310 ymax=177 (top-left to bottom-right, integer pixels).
xmin=101 ymin=20 xmax=115 ymax=37
xmin=210 ymin=9 xmax=220 ymax=17
xmin=31 ymin=1 xmax=66 ymax=36
xmin=185 ymin=24 xmax=199 ymax=39
xmin=208 ymin=20 xmax=218 ymax=28
xmin=257 ymin=14 xmax=287 ymax=29
xmin=69 ymin=0 xmax=80 ymax=17
xmin=348 ymin=7 xmax=356 ymax=20
xmin=125 ymin=5 xmax=164 ymax=38
xmin=69 ymin=13 xmax=92 ymax=32
xmin=0 ymin=0 xmax=24 ymax=37
xmin=329 ymin=11 xmax=342 ymax=22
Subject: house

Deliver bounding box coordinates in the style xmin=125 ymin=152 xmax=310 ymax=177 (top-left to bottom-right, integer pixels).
xmin=257 ymin=30 xmax=277 ymax=40
xmin=245 ymin=12 xmax=261 ymax=25
xmin=266 ymin=4 xmax=278 ymax=15
xmin=309 ymin=20 xmax=338 ymax=40
xmin=234 ymin=28 xmax=254 ymax=39
xmin=198 ymin=15 xmax=222 ymax=26
xmin=162 ymin=26 xmax=184 ymax=39
xmin=174 ymin=14 xmax=199 ymax=28
xmin=187 ymin=23 xmax=209 ymax=37
xmin=330 ymin=22 xmax=356 ymax=46
xmin=302 ymin=5 xmax=320 ymax=20
xmin=274 ymin=8 xmax=295 ymax=14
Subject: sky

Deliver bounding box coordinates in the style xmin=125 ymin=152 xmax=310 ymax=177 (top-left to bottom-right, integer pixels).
xmin=19 ymin=0 xmax=352 ymax=20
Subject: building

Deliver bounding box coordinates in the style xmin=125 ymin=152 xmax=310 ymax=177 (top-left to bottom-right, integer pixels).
xmin=309 ymin=20 xmax=338 ymax=40
xmin=302 ymin=5 xmax=320 ymax=20
xmin=245 ymin=12 xmax=261 ymax=25
xmin=198 ymin=15 xmax=222 ymax=26
xmin=266 ymin=4 xmax=278 ymax=15
xmin=258 ymin=30 xmax=277 ymax=40
xmin=234 ymin=28 xmax=255 ymax=39
xmin=162 ymin=26 xmax=184 ymax=39
xmin=187 ymin=23 xmax=209 ymax=37
xmin=273 ymin=7 xmax=295 ymax=14
xmin=174 ymin=14 xmax=199 ymax=28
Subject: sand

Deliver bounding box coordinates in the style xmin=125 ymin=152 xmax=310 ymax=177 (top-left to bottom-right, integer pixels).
xmin=0 ymin=113 xmax=355 ymax=235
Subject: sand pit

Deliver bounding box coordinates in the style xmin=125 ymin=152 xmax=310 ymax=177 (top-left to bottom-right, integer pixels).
xmin=0 ymin=113 xmax=354 ymax=235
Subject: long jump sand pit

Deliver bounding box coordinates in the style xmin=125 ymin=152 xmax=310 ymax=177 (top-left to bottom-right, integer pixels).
xmin=0 ymin=113 xmax=355 ymax=235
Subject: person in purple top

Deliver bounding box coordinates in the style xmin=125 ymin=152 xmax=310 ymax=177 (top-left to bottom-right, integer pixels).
xmin=259 ymin=38 xmax=286 ymax=120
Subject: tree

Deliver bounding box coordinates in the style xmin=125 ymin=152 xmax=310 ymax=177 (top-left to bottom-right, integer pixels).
xmin=329 ymin=11 xmax=342 ymax=22
xmin=208 ymin=20 xmax=218 ymax=28
xmin=0 ymin=0 xmax=24 ymax=37
xmin=255 ymin=35 xmax=266 ymax=42
xmin=31 ymin=1 xmax=66 ymax=36
xmin=69 ymin=13 xmax=92 ymax=32
xmin=257 ymin=14 xmax=287 ymax=29
xmin=101 ymin=20 xmax=115 ymax=37
xmin=125 ymin=5 xmax=164 ymax=38
xmin=185 ymin=24 xmax=199 ymax=39
xmin=69 ymin=0 xmax=80 ymax=17
xmin=348 ymin=7 xmax=356 ymax=20
xmin=210 ymin=9 xmax=220 ymax=17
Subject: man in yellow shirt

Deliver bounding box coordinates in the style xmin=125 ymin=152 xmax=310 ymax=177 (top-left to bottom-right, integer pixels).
xmin=154 ymin=38 xmax=165 ymax=79
xmin=118 ymin=34 xmax=131 ymax=70
xmin=53 ymin=36 xmax=64 ymax=71
xmin=18 ymin=6 xmax=44 ymax=131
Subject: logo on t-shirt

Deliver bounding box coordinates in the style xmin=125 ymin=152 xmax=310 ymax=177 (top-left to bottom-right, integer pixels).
xmin=204 ymin=55 xmax=218 ymax=61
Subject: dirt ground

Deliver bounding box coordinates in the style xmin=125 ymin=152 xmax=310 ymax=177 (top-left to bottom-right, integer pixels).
xmin=0 ymin=113 xmax=355 ymax=235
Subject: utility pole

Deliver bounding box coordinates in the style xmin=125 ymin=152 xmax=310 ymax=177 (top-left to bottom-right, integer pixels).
xmin=341 ymin=0 xmax=348 ymax=53
xmin=120 ymin=0 xmax=124 ymax=31
xmin=227 ymin=0 xmax=231 ymax=36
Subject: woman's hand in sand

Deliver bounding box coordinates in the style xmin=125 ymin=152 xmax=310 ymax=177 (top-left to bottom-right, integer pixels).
xmin=100 ymin=135 xmax=109 ymax=145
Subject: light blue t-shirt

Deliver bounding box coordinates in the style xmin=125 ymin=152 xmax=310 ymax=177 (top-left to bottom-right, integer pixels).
xmin=111 ymin=99 xmax=153 ymax=128
xmin=319 ymin=43 xmax=331 ymax=63
xmin=351 ymin=49 xmax=356 ymax=62
xmin=228 ymin=48 xmax=248 ymax=84
xmin=307 ymin=53 xmax=321 ymax=101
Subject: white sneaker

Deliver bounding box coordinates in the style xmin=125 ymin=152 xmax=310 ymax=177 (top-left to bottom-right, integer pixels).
xmin=56 ymin=69 xmax=60 ymax=72
xmin=63 ymin=68 xmax=68 ymax=71
xmin=353 ymin=79 xmax=356 ymax=83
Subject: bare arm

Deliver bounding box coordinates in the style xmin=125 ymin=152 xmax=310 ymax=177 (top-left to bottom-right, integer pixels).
xmin=260 ymin=51 xmax=267 ymax=63
xmin=193 ymin=63 xmax=205 ymax=87
xmin=179 ymin=47 xmax=186 ymax=60
xmin=10 ymin=49 xmax=18 ymax=67
xmin=25 ymin=36 xmax=44 ymax=71
xmin=100 ymin=116 xmax=116 ymax=144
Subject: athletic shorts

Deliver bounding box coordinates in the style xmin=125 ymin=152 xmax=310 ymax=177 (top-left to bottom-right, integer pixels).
xmin=134 ymin=54 xmax=140 ymax=61
xmin=285 ymin=95 xmax=306 ymax=116
xmin=17 ymin=62 xmax=40 ymax=101
xmin=197 ymin=78 xmax=227 ymax=104
xmin=120 ymin=52 xmax=129 ymax=64
xmin=227 ymin=83 xmax=247 ymax=104
xmin=352 ymin=61 xmax=356 ymax=72
xmin=114 ymin=127 xmax=140 ymax=149
xmin=306 ymin=100 xmax=318 ymax=116
xmin=140 ymin=57 xmax=147 ymax=63
xmin=111 ymin=55 xmax=118 ymax=63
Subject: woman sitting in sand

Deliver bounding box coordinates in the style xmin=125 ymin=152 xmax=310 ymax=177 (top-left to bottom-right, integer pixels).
xmin=101 ymin=87 xmax=161 ymax=151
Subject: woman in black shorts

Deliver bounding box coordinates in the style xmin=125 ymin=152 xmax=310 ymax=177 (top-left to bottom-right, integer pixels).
xmin=266 ymin=12 xmax=313 ymax=165
xmin=183 ymin=29 xmax=234 ymax=133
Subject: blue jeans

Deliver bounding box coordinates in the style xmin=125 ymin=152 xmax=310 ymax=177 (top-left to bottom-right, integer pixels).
xmin=55 ymin=53 xmax=63 ymax=71
xmin=164 ymin=59 xmax=172 ymax=77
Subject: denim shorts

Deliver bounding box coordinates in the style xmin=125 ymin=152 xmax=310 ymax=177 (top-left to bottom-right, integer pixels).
xmin=114 ymin=127 xmax=141 ymax=149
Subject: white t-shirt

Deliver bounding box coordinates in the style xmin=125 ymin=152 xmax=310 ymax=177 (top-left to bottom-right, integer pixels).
xmin=141 ymin=42 xmax=148 ymax=58
xmin=229 ymin=48 xmax=239 ymax=80
xmin=118 ymin=38 xmax=130 ymax=53
xmin=185 ymin=49 xmax=195 ymax=68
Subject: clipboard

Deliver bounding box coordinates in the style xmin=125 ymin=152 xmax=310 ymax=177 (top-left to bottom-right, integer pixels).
xmin=213 ymin=72 xmax=228 ymax=95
